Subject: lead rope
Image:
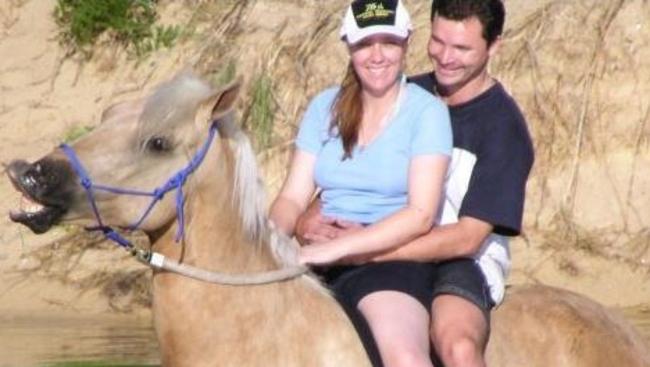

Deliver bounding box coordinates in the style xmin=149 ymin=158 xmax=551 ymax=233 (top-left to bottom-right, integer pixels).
xmin=60 ymin=123 xmax=307 ymax=285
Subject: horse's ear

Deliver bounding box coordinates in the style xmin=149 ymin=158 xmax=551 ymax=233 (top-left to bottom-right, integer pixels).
xmin=210 ymin=78 xmax=241 ymax=121
xmin=196 ymin=78 xmax=241 ymax=124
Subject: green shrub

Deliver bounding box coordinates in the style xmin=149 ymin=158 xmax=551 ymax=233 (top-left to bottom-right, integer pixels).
xmin=54 ymin=0 xmax=180 ymax=58
xmin=44 ymin=362 xmax=157 ymax=367
xmin=62 ymin=125 xmax=93 ymax=143
xmin=213 ymin=60 xmax=237 ymax=86
xmin=246 ymin=74 xmax=275 ymax=150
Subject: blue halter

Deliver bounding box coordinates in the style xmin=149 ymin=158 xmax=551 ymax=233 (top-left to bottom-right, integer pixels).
xmin=59 ymin=124 xmax=219 ymax=249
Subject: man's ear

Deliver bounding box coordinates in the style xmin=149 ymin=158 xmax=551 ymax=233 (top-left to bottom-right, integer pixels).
xmin=488 ymin=36 xmax=502 ymax=58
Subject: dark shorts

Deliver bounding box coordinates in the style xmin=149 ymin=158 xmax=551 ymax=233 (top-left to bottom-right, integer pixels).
xmin=317 ymin=261 xmax=436 ymax=310
xmin=317 ymin=259 xmax=494 ymax=367
xmin=431 ymin=258 xmax=495 ymax=321
xmin=317 ymin=258 xmax=494 ymax=315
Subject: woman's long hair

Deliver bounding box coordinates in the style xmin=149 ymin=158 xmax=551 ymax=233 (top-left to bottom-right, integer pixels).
xmin=330 ymin=62 xmax=363 ymax=160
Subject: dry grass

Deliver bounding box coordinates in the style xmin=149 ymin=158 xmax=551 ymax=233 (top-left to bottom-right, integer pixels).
xmin=540 ymin=208 xmax=650 ymax=272
xmin=493 ymin=0 xmax=650 ymax=268
xmin=0 ymin=0 xmax=26 ymax=34
xmin=14 ymin=0 xmax=650 ymax=310
xmin=20 ymin=227 xmax=152 ymax=312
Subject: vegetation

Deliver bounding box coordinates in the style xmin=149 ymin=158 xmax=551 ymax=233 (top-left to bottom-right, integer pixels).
xmin=211 ymin=59 xmax=237 ymax=86
xmin=62 ymin=125 xmax=93 ymax=143
xmin=45 ymin=362 xmax=156 ymax=367
xmin=245 ymin=74 xmax=276 ymax=150
xmin=53 ymin=0 xmax=180 ymax=58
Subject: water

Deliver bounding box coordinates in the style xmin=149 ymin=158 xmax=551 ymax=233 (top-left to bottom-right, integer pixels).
xmin=621 ymin=305 xmax=650 ymax=345
xmin=0 ymin=313 xmax=159 ymax=367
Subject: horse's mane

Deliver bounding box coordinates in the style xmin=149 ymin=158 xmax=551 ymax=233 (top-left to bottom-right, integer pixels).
xmin=228 ymin=119 xmax=302 ymax=266
xmin=140 ymin=72 xmax=298 ymax=266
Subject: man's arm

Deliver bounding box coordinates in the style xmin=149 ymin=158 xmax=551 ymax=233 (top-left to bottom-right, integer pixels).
xmin=294 ymin=202 xmax=493 ymax=266
xmin=294 ymin=201 xmax=491 ymax=264
xmin=298 ymin=155 xmax=447 ymax=265
xmin=371 ymin=216 xmax=493 ymax=262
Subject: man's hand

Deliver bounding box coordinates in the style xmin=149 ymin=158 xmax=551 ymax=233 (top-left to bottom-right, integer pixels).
xmin=297 ymin=220 xmax=364 ymax=265
xmin=295 ymin=199 xmax=363 ymax=245
xmin=295 ymin=209 xmax=340 ymax=245
xmin=333 ymin=218 xmax=364 ymax=233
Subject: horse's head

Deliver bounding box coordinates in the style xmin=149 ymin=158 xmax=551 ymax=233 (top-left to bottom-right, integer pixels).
xmin=7 ymin=72 xmax=241 ymax=236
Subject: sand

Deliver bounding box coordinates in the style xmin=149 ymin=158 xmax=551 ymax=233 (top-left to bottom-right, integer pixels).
xmin=0 ymin=0 xmax=648 ymax=322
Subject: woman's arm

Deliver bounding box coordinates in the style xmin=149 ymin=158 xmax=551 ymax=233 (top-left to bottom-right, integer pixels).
xmin=299 ymin=154 xmax=449 ymax=265
xmin=269 ymin=149 xmax=317 ymax=236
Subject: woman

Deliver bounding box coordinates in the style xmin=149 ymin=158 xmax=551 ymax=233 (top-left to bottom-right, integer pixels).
xmin=270 ymin=1 xmax=451 ymax=366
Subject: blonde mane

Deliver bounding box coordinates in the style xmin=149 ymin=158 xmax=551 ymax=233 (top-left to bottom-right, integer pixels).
xmin=228 ymin=127 xmax=301 ymax=266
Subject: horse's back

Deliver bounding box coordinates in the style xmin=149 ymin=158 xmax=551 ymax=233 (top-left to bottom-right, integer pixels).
xmin=487 ymin=284 xmax=650 ymax=367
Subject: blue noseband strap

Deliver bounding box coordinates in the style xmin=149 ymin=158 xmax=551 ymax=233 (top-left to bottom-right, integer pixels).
xmin=59 ymin=124 xmax=219 ymax=248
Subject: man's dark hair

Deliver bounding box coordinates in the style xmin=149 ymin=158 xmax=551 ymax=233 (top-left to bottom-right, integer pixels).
xmin=430 ymin=0 xmax=505 ymax=46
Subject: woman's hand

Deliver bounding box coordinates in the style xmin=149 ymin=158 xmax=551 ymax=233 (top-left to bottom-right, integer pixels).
xmin=298 ymin=241 xmax=348 ymax=265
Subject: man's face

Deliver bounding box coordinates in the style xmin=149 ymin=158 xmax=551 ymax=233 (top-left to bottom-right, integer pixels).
xmin=427 ymin=14 xmax=496 ymax=92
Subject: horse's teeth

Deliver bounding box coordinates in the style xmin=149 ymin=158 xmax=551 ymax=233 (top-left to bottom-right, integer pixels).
xmin=20 ymin=195 xmax=44 ymax=213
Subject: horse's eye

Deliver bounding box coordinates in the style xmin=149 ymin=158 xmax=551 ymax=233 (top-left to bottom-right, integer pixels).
xmin=146 ymin=137 xmax=172 ymax=153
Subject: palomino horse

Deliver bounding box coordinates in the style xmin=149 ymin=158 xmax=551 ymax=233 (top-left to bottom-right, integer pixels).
xmin=6 ymin=72 xmax=650 ymax=366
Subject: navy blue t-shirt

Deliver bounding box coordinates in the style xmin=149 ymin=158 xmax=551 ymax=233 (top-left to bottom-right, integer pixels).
xmin=408 ymin=72 xmax=534 ymax=236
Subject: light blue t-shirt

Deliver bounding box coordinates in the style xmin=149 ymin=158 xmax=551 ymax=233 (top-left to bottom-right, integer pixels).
xmin=296 ymin=82 xmax=452 ymax=224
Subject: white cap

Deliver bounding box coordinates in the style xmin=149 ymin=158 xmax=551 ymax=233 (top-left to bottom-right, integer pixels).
xmin=340 ymin=0 xmax=413 ymax=45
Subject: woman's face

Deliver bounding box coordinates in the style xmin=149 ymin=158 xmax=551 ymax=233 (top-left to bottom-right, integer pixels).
xmin=349 ymin=34 xmax=407 ymax=98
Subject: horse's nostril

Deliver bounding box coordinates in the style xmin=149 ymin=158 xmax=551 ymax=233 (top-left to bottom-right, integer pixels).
xmin=29 ymin=161 xmax=57 ymax=184
xmin=22 ymin=172 xmax=37 ymax=188
xmin=19 ymin=160 xmax=66 ymax=197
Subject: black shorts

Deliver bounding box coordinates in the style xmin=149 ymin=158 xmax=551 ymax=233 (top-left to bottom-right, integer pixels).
xmin=316 ymin=261 xmax=436 ymax=310
xmin=316 ymin=258 xmax=494 ymax=315
xmin=430 ymin=258 xmax=495 ymax=320
xmin=317 ymin=259 xmax=494 ymax=367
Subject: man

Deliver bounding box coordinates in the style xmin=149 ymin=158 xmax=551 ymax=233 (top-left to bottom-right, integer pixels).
xmin=296 ymin=1 xmax=534 ymax=366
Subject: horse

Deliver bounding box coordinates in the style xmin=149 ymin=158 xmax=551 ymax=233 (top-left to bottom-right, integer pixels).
xmin=6 ymin=72 xmax=650 ymax=366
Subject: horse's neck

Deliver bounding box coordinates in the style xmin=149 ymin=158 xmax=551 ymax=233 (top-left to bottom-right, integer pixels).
xmin=145 ymin=133 xmax=371 ymax=367
xmin=150 ymin=143 xmax=278 ymax=272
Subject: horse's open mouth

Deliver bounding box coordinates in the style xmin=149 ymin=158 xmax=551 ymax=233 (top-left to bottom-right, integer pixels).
xmin=9 ymin=194 xmax=65 ymax=234
xmin=7 ymin=163 xmax=67 ymax=234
